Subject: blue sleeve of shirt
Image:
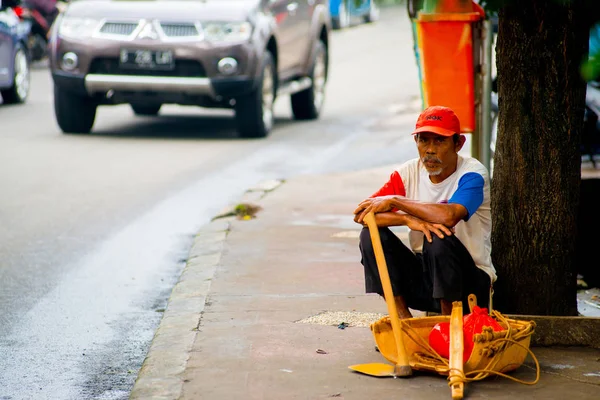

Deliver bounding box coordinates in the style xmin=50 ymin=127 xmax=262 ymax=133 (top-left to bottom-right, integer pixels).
xmin=448 ymin=172 xmax=484 ymax=221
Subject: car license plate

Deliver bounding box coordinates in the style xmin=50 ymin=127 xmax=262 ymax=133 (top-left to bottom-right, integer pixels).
xmin=119 ymin=49 xmax=174 ymax=70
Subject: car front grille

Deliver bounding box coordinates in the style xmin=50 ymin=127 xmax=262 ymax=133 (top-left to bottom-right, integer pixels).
xmin=160 ymin=23 xmax=201 ymax=38
xmin=99 ymin=22 xmax=139 ymax=36
xmin=97 ymin=21 xmax=203 ymax=39
xmin=89 ymin=58 xmax=207 ymax=77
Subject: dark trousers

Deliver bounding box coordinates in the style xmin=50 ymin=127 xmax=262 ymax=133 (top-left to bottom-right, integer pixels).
xmin=359 ymin=227 xmax=491 ymax=313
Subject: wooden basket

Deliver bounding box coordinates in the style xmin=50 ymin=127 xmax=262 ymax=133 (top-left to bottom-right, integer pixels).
xmin=370 ymin=311 xmax=536 ymax=378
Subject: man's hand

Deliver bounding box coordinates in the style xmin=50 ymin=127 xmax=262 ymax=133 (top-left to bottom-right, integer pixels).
xmin=404 ymin=215 xmax=453 ymax=243
xmin=353 ymin=196 xmax=397 ymax=224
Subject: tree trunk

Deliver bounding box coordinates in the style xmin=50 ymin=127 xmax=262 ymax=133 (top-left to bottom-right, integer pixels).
xmin=492 ymin=0 xmax=588 ymax=315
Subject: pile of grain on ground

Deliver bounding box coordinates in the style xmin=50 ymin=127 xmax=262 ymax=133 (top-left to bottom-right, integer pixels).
xmin=295 ymin=311 xmax=386 ymax=327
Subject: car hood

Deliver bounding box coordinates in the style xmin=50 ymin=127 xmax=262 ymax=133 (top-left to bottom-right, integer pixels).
xmin=64 ymin=0 xmax=259 ymax=22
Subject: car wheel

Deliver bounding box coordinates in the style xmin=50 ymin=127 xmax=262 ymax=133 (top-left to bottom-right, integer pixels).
xmin=54 ymin=85 xmax=97 ymax=134
xmin=234 ymin=51 xmax=275 ymax=138
xmin=407 ymin=0 xmax=419 ymax=19
xmin=363 ymin=1 xmax=379 ymax=24
xmin=332 ymin=1 xmax=350 ymax=30
xmin=1 ymin=46 xmax=30 ymax=104
xmin=291 ymin=40 xmax=327 ymax=120
xmin=131 ymin=104 xmax=162 ymax=116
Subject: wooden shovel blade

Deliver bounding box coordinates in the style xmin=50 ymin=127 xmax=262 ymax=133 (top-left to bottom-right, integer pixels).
xmin=348 ymin=363 xmax=396 ymax=377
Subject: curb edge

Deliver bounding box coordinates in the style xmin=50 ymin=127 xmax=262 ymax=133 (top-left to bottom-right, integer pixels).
xmin=129 ymin=218 xmax=231 ymax=400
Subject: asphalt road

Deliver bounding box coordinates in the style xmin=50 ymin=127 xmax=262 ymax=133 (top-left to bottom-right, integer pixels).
xmin=0 ymin=6 xmax=422 ymax=400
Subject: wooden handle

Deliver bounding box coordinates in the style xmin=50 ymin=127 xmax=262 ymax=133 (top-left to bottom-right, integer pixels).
xmin=468 ymin=294 xmax=477 ymax=313
xmin=449 ymin=301 xmax=464 ymax=400
xmin=364 ymin=212 xmax=412 ymax=377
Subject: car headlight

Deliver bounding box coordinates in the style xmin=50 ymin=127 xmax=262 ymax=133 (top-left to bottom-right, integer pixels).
xmin=58 ymin=17 xmax=101 ymax=39
xmin=203 ymin=22 xmax=252 ymax=42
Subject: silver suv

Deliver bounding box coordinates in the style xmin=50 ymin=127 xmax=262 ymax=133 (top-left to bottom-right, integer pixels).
xmin=48 ymin=0 xmax=330 ymax=138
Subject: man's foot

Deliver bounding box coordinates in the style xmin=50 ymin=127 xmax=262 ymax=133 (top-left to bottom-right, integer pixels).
xmin=394 ymin=296 xmax=413 ymax=319
xmin=440 ymin=299 xmax=453 ymax=315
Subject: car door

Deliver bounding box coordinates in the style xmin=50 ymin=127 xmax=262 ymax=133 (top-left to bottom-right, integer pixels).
xmin=0 ymin=8 xmax=15 ymax=88
xmin=267 ymin=0 xmax=310 ymax=76
xmin=286 ymin=0 xmax=312 ymax=70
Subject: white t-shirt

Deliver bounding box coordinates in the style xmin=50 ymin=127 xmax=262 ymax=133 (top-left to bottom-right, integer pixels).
xmin=371 ymin=155 xmax=496 ymax=282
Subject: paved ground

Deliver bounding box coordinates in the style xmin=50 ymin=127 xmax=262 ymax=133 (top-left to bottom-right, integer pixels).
xmin=131 ymin=164 xmax=600 ymax=400
xmin=0 ymin=6 xmax=424 ymax=399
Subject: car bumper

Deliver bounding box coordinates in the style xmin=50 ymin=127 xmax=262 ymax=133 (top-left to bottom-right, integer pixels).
xmin=52 ymin=71 xmax=256 ymax=99
xmin=52 ymin=71 xmax=87 ymax=96
xmin=85 ymin=74 xmax=214 ymax=96
xmin=50 ymin=36 xmax=260 ymax=99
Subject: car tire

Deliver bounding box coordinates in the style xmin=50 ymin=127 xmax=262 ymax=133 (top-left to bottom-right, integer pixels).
xmin=234 ymin=51 xmax=276 ymax=139
xmin=1 ymin=46 xmax=30 ymax=104
xmin=363 ymin=1 xmax=379 ymax=24
xmin=131 ymin=104 xmax=162 ymax=116
xmin=407 ymin=0 xmax=419 ymax=19
xmin=332 ymin=1 xmax=350 ymax=30
xmin=291 ymin=40 xmax=327 ymax=121
xmin=54 ymin=85 xmax=97 ymax=134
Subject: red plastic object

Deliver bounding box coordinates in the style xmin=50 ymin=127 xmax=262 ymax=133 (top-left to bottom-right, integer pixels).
xmin=13 ymin=6 xmax=24 ymax=17
xmin=462 ymin=305 xmax=503 ymax=360
xmin=429 ymin=306 xmax=504 ymax=362
xmin=429 ymin=321 xmax=452 ymax=359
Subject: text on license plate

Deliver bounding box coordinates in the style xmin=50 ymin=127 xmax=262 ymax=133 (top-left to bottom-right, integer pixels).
xmin=119 ymin=49 xmax=174 ymax=70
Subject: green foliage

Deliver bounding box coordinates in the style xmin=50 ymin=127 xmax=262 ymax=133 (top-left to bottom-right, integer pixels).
xmin=581 ymin=56 xmax=600 ymax=82
xmin=418 ymin=0 xmax=599 ymax=14
xmin=374 ymin=0 xmax=406 ymax=5
xmin=476 ymin=0 xmax=504 ymax=12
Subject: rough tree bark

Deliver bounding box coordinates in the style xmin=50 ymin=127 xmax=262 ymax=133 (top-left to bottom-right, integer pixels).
xmin=492 ymin=0 xmax=588 ymax=315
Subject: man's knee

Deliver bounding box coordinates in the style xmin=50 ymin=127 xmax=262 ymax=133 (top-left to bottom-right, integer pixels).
xmin=359 ymin=226 xmax=395 ymax=252
xmin=423 ymin=233 xmax=461 ymax=256
xmin=359 ymin=227 xmax=372 ymax=253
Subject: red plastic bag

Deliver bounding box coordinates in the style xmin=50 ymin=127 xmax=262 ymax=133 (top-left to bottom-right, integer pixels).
xmin=462 ymin=306 xmax=504 ymax=361
xmin=428 ymin=306 xmax=504 ymax=362
xmin=429 ymin=321 xmax=452 ymax=359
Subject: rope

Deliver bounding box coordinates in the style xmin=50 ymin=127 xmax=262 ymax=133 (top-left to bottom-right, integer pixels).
xmin=389 ymin=312 xmax=541 ymax=388
xmin=458 ymin=339 xmax=540 ymax=386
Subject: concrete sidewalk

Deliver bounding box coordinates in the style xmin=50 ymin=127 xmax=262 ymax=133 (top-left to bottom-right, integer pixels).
xmin=130 ymin=166 xmax=600 ymax=400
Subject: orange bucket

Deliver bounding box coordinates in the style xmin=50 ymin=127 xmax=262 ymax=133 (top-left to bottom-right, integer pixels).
xmin=415 ymin=11 xmax=483 ymax=133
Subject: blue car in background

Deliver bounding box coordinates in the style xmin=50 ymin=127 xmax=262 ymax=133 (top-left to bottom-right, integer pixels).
xmin=0 ymin=0 xmax=31 ymax=104
xmin=330 ymin=0 xmax=379 ymax=30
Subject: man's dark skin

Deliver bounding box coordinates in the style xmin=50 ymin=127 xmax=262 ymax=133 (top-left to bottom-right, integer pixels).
xmin=353 ymin=131 xmax=469 ymax=317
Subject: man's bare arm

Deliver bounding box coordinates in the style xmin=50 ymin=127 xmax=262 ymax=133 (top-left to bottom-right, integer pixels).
xmin=354 ymin=196 xmax=467 ymax=227
xmin=354 ymin=210 xmax=454 ymax=243
xmin=389 ymin=198 xmax=467 ymax=227
xmin=356 ymin=211 xmax=410 ymax=227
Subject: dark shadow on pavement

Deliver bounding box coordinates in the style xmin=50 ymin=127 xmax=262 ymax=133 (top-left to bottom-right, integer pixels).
xmin=89 ymin=113 xmax=296 ymax=141
xmin=31 ymin=58 xmax=49 ymax=70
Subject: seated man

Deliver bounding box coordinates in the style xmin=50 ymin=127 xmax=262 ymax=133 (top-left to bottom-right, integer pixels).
xmin=353 ymin=105 xmax=496 ymax=318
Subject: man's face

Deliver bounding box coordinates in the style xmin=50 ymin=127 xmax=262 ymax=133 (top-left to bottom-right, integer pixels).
xmin=414 ymin=132 xmax=462 ymax=178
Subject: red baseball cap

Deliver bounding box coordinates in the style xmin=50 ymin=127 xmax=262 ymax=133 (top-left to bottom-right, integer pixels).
xmin=411 ymin=106 xmax=461 ymax=137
